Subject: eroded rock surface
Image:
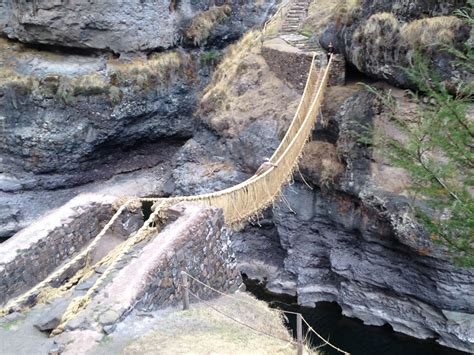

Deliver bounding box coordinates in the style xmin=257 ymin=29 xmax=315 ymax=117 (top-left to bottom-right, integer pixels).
xmin=2 ymin=0 xmax=273 ymax=53
xmin=231 ymin=84 xmax=474 ymax=353
xmin=317 ymin=0 xmax=470 ymax=87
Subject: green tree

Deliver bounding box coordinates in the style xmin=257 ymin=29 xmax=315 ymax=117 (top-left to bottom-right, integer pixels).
xmin=366 ymin=3 xmax=473 ymax=266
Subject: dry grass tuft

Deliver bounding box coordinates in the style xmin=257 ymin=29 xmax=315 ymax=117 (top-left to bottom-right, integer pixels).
xmin=199 ymin=30 xmax=299 ymax=138
xmin=300 ymin=141 xmax=345 ymax=188
xmin=401 ymin=16 xmax=465 ymax=48
xmin=0 ymin=67 xmax=38 ymax=92
xmin=184 ymin=5 xmax=232 ymax=46
xmin=363 ymin=12 xmax=400 ymax=39
xmin=108 ymin=51 xmax=194 ymax=89
xmin=303 ymin=0 xmax=362 ymax=36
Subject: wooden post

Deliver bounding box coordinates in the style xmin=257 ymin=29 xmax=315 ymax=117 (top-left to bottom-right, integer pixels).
xmin=296 ymin=313 xmax=303 ymax=355
xmin=181 ymin=271 xmax=190 ymax=310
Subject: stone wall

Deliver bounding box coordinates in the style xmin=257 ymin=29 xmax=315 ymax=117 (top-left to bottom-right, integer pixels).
xmin=0 ymin=194 xmax=141 ymax=306
xmin=72 ymin=202 xmax=241 ymax=334
xmin=262 ymin=39 xmax=346 ymax=91
xmin=138 ymin=204 xmax=241 ymax=311
xmin=328 ymin=54 xmax=346 ymax=86
xmin=261 ymin=38 xmax=315 ymax=92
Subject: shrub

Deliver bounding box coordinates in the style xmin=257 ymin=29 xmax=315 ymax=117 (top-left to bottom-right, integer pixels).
xmin=364 ymin=50 xmax=473 ymax=266
xmin=184 ymin=5 xmax=232 ymax=46
xmin=200 ymin=50 xmax=222 ymax=66
xmin=401 ymin=16 xmax=465 ymax=49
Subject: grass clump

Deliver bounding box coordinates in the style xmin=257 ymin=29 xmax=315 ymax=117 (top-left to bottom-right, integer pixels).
xmin=54 ymin=74 xmax=108 ymax=104
xmin=302 ymin=0 xmax=361 ymax=36
xmin=201 ymin=30 xmax=261 ymax=113
xmin=401 ymin=16 xmax=466 ymax=48
xmin=200 ymin=49 xmax=222 ymax=66
xmin=184 ymin=5 xmax=232 ymax=46
xmin=0 ymin=67 xmax=38 ymax=94
xmin=109 ymin=51 xmax=194 ymax=89
xmin=69 ymin=74 xmax=108 ymax=96
xmin=301 ymin=141 xmax=345 ymax=189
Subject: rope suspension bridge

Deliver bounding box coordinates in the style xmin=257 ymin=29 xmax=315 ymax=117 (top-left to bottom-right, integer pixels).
xmin=1 ymin=39 xmax=338 ymax=351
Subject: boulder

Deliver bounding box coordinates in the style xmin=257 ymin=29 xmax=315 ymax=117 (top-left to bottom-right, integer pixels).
xmin=33 ymin=299 xmax=69 ymax=331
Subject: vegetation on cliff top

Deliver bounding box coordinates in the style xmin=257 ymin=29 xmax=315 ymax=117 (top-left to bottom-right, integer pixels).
xmin=365 ymin=2 xmax=474 ymax=266
xmin=184 ymin=5 xmax=232 ymax=46
xmin=0 ymin=38 xmax=194 ymax=105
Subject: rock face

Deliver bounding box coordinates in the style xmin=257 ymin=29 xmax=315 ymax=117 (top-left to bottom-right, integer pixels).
xmin=0 ymin=43 xmax=197 ymax=238
xmin=0 ymin=0 xmax=273 ymax=239
xmin=172 ymin=35 xmax=470 ymax=351
xmin=318 ymin=0 xmax=470 ymax=87
xmin=231 ymin=86 xmax=474 ymax=353
xmin=1 ymin=0 xmax=273 ymax=53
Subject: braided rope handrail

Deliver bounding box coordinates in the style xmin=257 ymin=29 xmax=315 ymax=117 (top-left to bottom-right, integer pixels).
xmin=0 ymin=54 xmax=333 ymax=323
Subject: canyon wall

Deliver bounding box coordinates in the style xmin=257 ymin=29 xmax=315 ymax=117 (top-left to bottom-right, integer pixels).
xmin=317 ymin=0 xmax=471 ymax=87
xmin=0 ymin=1 xmax=274 ymax=238
xmin=232 ymin=87 xmax=474 ymax=351
xmin=1 ymin=0 xmax=272 ymax=52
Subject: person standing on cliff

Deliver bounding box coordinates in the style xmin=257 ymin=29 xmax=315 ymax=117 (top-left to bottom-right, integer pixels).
xmin=327 ymin=42 xmax=334 ymax=62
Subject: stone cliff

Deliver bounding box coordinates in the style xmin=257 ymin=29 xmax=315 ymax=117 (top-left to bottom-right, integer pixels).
xmin=0 ymin=1 xmax=273 ymax=238
xmin=177 ymin=25 xmax=474 ymax=352
xmin=1 ymin=0 xmax=272 ymax=53
xmin=1 ymin=0 xmax=473 ymax=353
xmin=310 ymin=0 xmax=472 ymax=87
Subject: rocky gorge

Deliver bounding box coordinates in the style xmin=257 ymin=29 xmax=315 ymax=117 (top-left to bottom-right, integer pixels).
xmin=0 ymin=0 xmax=473 ymax=353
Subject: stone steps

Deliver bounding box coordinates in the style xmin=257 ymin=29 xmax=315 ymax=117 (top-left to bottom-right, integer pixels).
xmin=279 ymin=0 xmax=309 ymax=37
xmin=275 ymin=0 xmax=317 ymax=52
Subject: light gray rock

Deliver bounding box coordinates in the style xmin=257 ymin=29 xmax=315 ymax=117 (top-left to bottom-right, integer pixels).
xmin=318 ymin=0 xmax=471 ymax=88
xmin=33 ymin=299 xmax=69 ymax=331
xmin=230 ymin=89 xmax=474 ymax=353
xmin=75 ymin=278 xmax=97 ymax=292
xmin=99 ymin=309 xmax=120 ymax=326
xmin=2 ymin=0 xmax=274 ymax=53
